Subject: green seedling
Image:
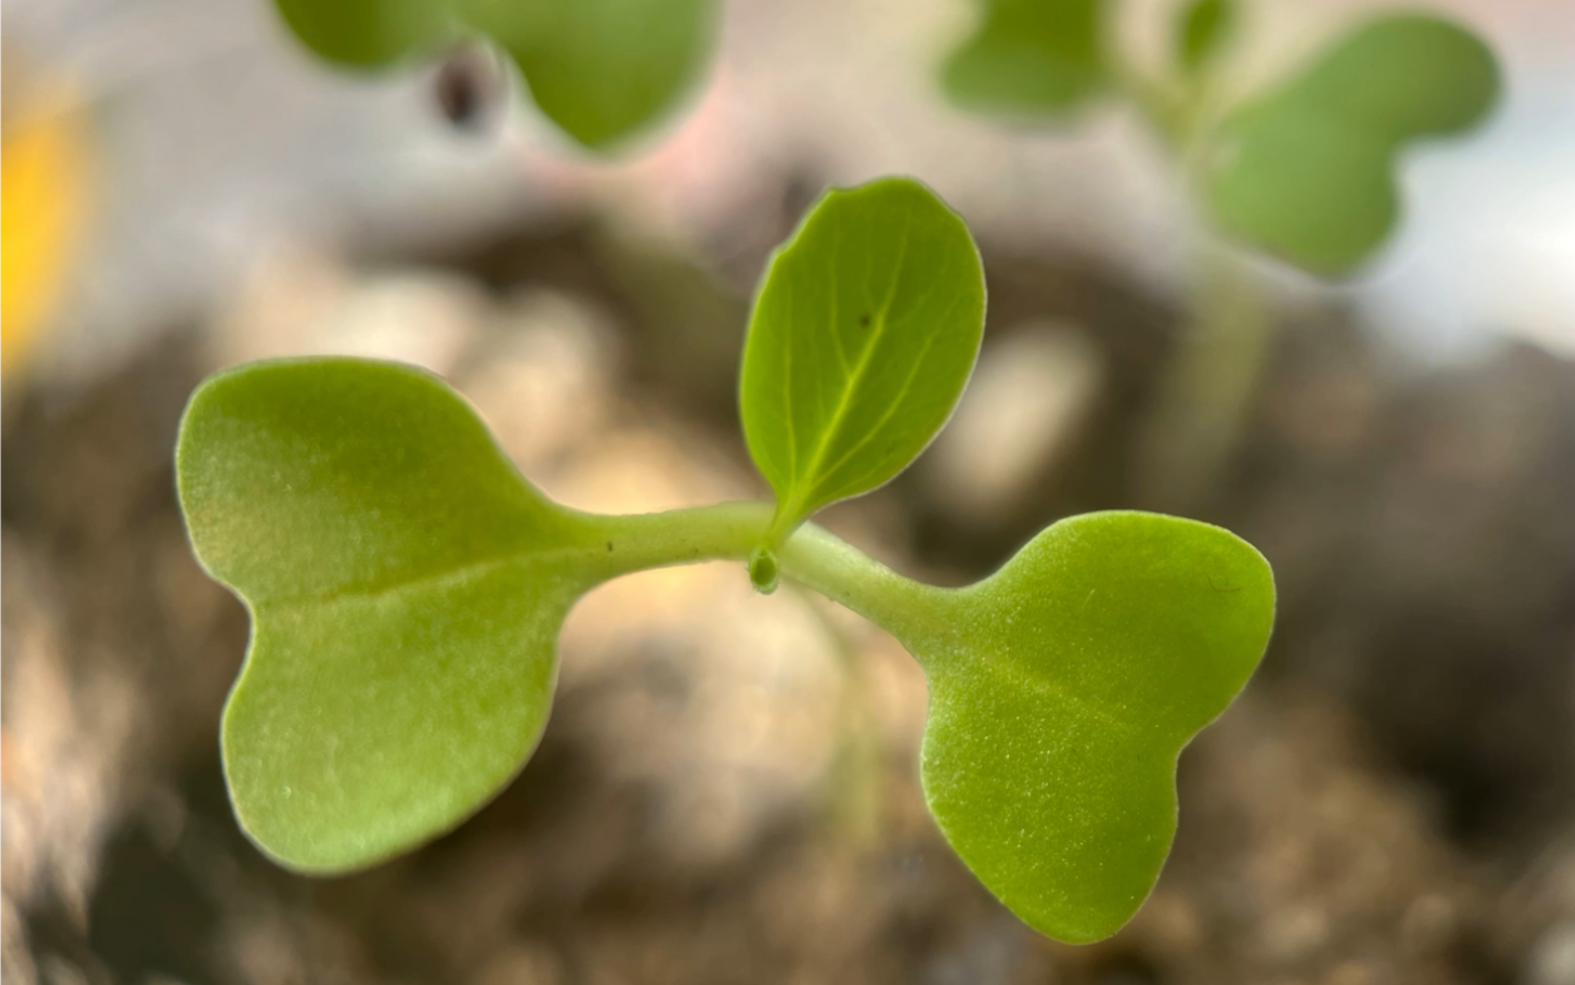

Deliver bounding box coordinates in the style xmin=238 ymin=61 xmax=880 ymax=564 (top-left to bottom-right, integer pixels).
xmin=273 ymin=0 xmax=717 ymax=150
xmin=944 ymin=1 xmax=1500 ymax=509
xmin=1199 ymin=14 xmax=1499 ymax=274
xmin=176 ymin=176 xmax=1275 ymax=944
xmin=945 ymin=0 xmax=1500 ymax=274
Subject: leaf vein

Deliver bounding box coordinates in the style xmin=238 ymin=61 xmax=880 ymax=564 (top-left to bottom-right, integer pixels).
xmin=782 ymin=201 xmax=916 ymax=520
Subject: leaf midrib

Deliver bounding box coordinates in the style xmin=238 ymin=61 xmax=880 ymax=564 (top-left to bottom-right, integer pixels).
xmin=776 ymin=203 xmax=915 ymax=526
xmin=809 ymin=287 xmax=967 ymax=499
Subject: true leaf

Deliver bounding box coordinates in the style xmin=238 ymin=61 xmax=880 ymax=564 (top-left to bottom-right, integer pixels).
xmin=738 ymin=177 xmax=985 ymax=546
xmin=1176 ymin=0 xmax=1236 ymax=76
xmin=177 ymin=358 xmax=610 ymax=871
xmin=901 ymin=511 xmax=1275 ymax=943
xmin=272 ymin=0 xmax=717 ymax=150
xmin=1199 ymin=14 xmax=1499 ymax=275
xmin=942 ymin=0 xmax=1108 ymax=118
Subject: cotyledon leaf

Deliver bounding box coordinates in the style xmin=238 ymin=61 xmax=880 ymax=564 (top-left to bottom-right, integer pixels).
xmin=887 ymin=512 xmax=1275 ymax=943
xmin=272 ymin=0 xmax=718 ymax=151
xmin=1199 ymin=13 xmax=1500 ymax=275
xmin=941 ymin=0 xmax=1109 ymax=118
xmin=177 ymin=358 xmax=620 ymax=871
xmin=738 ymin=176 xmax=985 ymax=557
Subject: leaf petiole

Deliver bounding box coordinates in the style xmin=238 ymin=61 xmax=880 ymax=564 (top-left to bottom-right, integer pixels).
xmin=591 ymin=501 xmax=952 ymax=647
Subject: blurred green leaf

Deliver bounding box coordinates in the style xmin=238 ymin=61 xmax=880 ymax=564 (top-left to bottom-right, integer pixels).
xmin=1176 ymin=0 xmax=1236 ymax=75
xmin=738 ymin=177 xmax=985 ymax=548
xmin=914 ymin=512 xmax=1275 ymax=942
xmin=178 ymin=359 xmax=609 ymax=871
xmin=465 ymin=0 xmax=716 ymax=149
xmin=1199 ymin=14 xmax=1500 ymax=275
xmin=273 ymin=0 xmax=717 ymax=150
xmin=942 ymin=0 xmax=1108 ymax=118
xmin=275 ymin=0 xmax=454 ymax=67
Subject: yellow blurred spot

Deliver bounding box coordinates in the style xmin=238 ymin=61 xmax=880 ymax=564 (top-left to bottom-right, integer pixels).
xmin=3 ymin=73 xmax=92 ymax=379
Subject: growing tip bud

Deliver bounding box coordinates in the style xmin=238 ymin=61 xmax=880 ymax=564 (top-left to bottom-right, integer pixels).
xmin=748 ymin=546 xmax=780 ymax=594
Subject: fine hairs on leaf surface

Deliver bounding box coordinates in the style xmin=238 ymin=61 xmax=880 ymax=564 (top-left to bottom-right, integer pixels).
xmin=273 ymin=0 xmax=717 ymax=150
xmin=176 ymin=176 xmax=1276 ymax=944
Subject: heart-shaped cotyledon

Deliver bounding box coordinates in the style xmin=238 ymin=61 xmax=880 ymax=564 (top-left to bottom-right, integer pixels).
xmin=178 ymin=359 xmax=604 ymax=871
xmin=178 ymin=355 xmax=1274 ymax=943
xmin=886 ymin=512 xmax=1275 ymax=943
xmin=1199 ymin=13 xmax=1499 ymax=275
xmin=272 ymin=0 xmax=719 ymax=150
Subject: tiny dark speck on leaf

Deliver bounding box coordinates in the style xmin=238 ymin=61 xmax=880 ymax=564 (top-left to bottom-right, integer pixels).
xmin=606 ymin=542 xmax=614 ymax=552
xmin=858 ymin=313 xmax=871 ymax=327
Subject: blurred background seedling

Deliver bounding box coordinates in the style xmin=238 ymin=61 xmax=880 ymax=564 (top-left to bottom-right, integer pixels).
xmin=270 ymin=0 xmax=720 ymax=151
xmin=944 ymin=0 xmax=1501 ymax=507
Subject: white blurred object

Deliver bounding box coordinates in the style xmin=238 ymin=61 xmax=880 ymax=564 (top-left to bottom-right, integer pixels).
xmin=1528 ymin=923 xmax=1575 ymax=985
xmin=463 ymin=289 xmax=622 ymax=470
xmin=1365 ymin=79 xmax=1575 ymax=363
xmin=927 ymin=324 xmax=1104 ymax=523
xmin=213 ymin=245 xmax=488 ymax=375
